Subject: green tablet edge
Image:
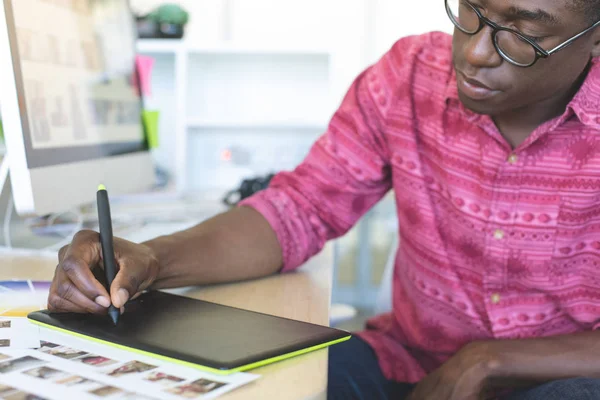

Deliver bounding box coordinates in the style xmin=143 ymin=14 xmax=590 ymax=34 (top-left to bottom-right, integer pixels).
xmin=28 ymin=318 xmax=352 ymax=376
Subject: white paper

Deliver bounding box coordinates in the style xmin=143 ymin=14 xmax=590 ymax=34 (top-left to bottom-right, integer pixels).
xmin=0 ymin=318 xmax=40 ymax=349
xmin=0 ymin=327 xmax=259 ymax=399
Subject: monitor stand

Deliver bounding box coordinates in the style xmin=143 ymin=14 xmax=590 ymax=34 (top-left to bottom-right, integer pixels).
xmin=0 ymin=154 xmax=79 ymax=254
xmin=0 ymin=152 xmax=224 ymax=255
xmin=0 ymin=154 xmax=216 ymax=255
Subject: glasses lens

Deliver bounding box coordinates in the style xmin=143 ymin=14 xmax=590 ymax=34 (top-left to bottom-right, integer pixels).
xmin=446 ymin=0 xmax=480 ymax=33
xmin=495 ymin=30 xmax=537 ymax=66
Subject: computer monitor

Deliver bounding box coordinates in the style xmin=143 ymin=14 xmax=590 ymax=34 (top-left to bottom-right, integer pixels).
xmin=0 ymin=0 xmax=154 ymax=216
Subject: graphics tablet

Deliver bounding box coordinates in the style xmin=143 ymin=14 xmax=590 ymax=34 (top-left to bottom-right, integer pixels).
xmin=27 ymin=291 xmax=351 ymax=375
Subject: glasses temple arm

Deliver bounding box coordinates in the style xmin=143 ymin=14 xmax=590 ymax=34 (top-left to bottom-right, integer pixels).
xmin=547 ymin=20 xmax=600 ymax=55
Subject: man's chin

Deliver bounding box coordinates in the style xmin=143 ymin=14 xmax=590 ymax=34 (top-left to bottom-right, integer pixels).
xmin=457 ymin=91 xmax=502 ymax=116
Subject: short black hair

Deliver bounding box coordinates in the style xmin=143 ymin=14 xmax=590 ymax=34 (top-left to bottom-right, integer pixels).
xmin=572 ymin=0 xmax=600 ymax=25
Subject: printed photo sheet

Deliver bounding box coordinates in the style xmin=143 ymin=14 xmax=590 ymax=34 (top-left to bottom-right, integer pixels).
xmin=0 ymin=318 xmax=40 ymax=349
xmin=0 ymin=327 xmax=259 ymax=399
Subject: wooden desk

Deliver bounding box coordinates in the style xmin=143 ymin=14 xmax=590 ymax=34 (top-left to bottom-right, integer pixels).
xmin=0 ymin=246 xmax=333 ymax=400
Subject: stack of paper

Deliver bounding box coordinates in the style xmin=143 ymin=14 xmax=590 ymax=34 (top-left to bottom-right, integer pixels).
xmin=0 ymin=280 xmax=50 ymax=318
xmin=0 ymin=280 xmax=50 ymax=350
xmin=0 ymin=317 xmax=40 ymax=349
xmin=0 ymin=281 xmax=260 ymax=398
xmin=0 ymin=327 xmax=259 ymax=399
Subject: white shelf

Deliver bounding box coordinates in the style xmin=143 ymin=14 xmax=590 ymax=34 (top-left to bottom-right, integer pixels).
xmin=188 ymin=43 xmax=331 ymax=56
xmin=186 ymin=119 xmax=328 ymax=130
xmin=136 ymin=39 xmax=184 ymax=54
xmin=137 ymin=39 xmax=331 ymax=56
xmin=136 ymin=37 xmax=334 ymax=194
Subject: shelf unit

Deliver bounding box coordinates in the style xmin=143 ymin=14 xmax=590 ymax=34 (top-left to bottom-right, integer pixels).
xmin=136 ymin=38 xmax=391 ymax=312
xmin=136 ymin=39 xmax=335 ymax=193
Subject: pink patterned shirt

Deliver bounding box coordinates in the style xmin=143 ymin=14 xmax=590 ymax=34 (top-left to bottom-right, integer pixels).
xmin=240 ymin=32 xmax=600 ymax=383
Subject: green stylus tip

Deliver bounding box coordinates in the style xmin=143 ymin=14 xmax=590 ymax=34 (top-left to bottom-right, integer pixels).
xmin=98 ymin=184 xmax=107 ymax=191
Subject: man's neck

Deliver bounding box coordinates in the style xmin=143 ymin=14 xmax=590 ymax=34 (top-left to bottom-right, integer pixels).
xmin=493 ymin=68 xmax=589 ymax=149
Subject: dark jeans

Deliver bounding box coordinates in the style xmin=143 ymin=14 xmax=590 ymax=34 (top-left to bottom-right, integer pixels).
xmin=328 ymin=336 xmax=600 ymax=400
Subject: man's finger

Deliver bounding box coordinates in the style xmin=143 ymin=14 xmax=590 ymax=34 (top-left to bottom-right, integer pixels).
xmin=55 ymin=280 xmax=108 ymax=314
xmin=58 ymin=228 xmax=113 ymax=303
xmin=60 ymin=256 xmax=110 ymax=304
xmin=58 ymin=245 xmax=69 ymax=262
xmin=48 ymin=293 xmax=92 ymax=314
xmin=61 ymin=230 xmax=102 ymax=271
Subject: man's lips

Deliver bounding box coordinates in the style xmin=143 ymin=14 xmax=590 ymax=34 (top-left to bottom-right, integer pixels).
xmin=463 ymin=75 xmax=494 ymax=91
xmin=457 ymin=71 xmax=502 ymax=100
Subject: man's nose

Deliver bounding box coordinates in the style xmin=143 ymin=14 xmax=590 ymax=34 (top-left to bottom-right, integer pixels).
xmin=463 ymin=25 xmax=503 ymax=68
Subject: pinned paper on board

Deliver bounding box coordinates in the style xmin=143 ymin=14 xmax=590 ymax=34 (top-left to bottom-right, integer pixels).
xmin=143 ymin=110 xmax=160 ymax=149
xmin=135 ymin=55 xmax=155 ymax=97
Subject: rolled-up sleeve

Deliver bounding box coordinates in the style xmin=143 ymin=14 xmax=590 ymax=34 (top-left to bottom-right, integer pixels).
xmin=240 ymin=59 xmax=395 ymax=272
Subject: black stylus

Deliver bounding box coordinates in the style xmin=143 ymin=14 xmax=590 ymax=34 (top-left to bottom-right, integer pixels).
xmin=97 ymin=184 xmax=120 ymax=325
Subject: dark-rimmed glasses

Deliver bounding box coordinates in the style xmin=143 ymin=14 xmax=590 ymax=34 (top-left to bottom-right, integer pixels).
xmin=445 ymin=0 xmax=600 ymax=67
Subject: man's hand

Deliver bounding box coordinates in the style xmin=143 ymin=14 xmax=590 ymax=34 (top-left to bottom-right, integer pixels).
xmin=48 ymin=230 xmax=160 ymax=314
xmin=408 ymin=342 xmax=497 ymax=400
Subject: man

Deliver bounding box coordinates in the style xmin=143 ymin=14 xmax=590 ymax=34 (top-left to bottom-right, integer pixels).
xmin=49 ymin=0 xmax=600 ymax=399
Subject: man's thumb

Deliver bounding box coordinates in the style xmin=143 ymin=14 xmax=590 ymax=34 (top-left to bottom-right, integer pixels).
xmin=110 ymin=271 xmax=136 ymax=308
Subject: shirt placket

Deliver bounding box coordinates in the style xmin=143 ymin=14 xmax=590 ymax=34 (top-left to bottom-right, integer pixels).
xmin=479 ymin=126 xmax=521 ymax=337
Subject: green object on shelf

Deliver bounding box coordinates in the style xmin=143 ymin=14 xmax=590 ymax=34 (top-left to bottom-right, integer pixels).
xmin=148 ymin=4 xmax=189 ymax=25
xmin=143 ymin=110 xmax=160 ymax=149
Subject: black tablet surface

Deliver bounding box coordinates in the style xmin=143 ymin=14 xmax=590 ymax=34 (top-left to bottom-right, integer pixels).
xmin=28 ymin=291 xmax=351 ymax=375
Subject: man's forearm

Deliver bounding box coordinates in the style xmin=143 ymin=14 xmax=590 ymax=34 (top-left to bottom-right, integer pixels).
xmin=482 ymin=330 xmax=600 ymax=386
xmin=142 ymin=206 xmax=283 ymax=289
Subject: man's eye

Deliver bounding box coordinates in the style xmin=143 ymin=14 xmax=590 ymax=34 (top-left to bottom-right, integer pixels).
xmin=516 ymin=32 xmax=548 ymax=44
xmin=526 ymin=35 xmax=548 ymax=43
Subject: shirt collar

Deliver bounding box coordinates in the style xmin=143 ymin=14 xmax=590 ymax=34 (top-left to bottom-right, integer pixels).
xmin=444 ymin=69 xmax=484 ymax=124
xmin=444 ymin=69 xmax=459 ymax=103
xmin=444 ymin=57 xmax=600 ymax=130
xmin=567 ymin=57 xmax=600 ymax=129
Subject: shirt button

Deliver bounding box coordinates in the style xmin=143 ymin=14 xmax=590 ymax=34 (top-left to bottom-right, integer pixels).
xmin=508 ymin=154 xmax=518 ymax=164
xmin=491 ymin=293 xmax=501 ymax=304
xmin=493 ymin=229 xmax=505 ymax=240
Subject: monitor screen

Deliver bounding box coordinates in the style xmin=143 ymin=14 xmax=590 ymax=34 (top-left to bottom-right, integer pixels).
xmin=5 ymin=0 xmax=147 ymax=169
